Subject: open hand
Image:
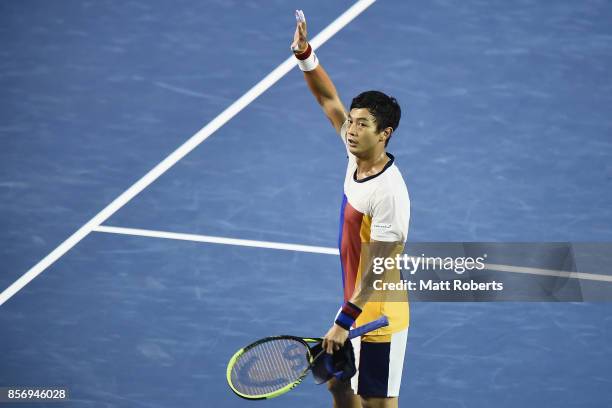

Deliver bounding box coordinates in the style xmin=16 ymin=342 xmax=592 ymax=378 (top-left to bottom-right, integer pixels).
xmin=291 ymin=9 xmax=309 ymax=54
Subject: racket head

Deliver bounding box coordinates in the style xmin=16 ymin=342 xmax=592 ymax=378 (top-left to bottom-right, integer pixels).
xmin=226 ymin=335 xmax=319 ymax=400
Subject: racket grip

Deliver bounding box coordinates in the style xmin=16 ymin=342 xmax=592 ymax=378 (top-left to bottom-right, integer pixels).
xmin=348 ymin=315 xmax=389 ymax=339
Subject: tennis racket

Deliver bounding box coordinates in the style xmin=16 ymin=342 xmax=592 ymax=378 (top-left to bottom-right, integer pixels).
xmin=226 ymin=315 xmax=389 ymax=400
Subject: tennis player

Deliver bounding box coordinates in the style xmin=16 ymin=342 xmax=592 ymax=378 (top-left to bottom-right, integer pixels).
xmin=291 ymin=10 xmax=410 ymax=408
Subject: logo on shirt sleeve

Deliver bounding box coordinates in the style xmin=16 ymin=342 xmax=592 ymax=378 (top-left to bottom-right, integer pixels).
xmin=372 ymin=223 xmax=392 ymax=231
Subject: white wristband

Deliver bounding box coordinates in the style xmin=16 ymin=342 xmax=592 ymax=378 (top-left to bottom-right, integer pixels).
xmin=294 ymin=44 xmax=319 ymax=72
xmin=297 ymin=51 xmax=319 ymax=71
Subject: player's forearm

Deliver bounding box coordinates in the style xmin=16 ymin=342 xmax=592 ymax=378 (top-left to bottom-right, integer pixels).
xmin=348 ymin=288 xmax=368 ymax=311
xmin=348 ymin=269 xmax=376 ymax=310
xmin=295 ymin=46 xmax=346 ymax=132
xmin=291 ymin=12 xmax=346 ymax=132
xmin=303 ymin=64 xmax=340 ymax=106
xmin=334 ymin=266 xmax=379 ymax=332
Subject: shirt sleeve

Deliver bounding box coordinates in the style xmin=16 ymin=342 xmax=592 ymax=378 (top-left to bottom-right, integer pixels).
xmin=370 ymin=188 xmax=407 ymax=242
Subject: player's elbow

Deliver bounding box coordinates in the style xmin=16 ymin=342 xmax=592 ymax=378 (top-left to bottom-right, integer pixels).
xmin=321 ymin=99 xmax=346 ymax=124
xmin=316 ymin=94 xmax=336 ymax=107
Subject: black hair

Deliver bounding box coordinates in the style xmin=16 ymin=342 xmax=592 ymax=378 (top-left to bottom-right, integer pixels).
xmin=350 ymin=90 xmax=401 ymax=146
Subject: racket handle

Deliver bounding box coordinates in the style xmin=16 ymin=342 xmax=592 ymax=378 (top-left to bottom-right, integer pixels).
xmin=348 ymin=315 xmax=389 ymax=339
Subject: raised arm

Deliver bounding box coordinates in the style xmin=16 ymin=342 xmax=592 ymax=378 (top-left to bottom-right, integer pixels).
xmin=291 ymin=10 xmax=347 ymax=134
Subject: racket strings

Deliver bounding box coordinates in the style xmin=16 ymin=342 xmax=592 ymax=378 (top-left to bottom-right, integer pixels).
xmin=230 ymin=338 xmax=311 ymax=396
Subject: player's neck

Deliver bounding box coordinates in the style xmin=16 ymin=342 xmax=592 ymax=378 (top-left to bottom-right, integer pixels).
xmin=355 ymin=150 xmax=390 ymax=180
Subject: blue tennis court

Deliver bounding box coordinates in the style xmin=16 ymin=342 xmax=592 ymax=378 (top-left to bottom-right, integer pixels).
xmin=2 ymin=1 xmax=612 ymax=407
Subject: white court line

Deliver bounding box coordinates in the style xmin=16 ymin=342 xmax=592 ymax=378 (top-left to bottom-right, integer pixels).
xmin=0 ymin=0 xmax=377 ymax=307
xmin=94 ymin=225 xmax=340 ymax=255
xmin=94 ymin=225 xmax=612 ymax=284
xmin=483 ymin=262 xmax=612 ymax=283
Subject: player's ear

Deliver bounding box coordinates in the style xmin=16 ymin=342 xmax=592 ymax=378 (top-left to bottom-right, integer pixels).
xmin=380 ymin=127 xmax=393 ymax=143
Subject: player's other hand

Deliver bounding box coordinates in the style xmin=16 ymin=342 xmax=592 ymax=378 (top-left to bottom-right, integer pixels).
xmin=291 ymin=9 xmax=309 ymax=54
xmin=322 ymin=323 xmax=349 ymax=354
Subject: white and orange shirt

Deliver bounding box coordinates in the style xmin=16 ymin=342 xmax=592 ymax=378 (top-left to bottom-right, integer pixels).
xmin=338 ymin=121 xmax=410 ymax=339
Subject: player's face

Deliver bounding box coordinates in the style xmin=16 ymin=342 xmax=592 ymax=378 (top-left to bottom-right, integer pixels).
xmin=346 ymin=108 xmax=387 ymax=156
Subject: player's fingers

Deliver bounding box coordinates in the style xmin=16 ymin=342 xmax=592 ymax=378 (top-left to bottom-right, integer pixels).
xmin=326 ymin=339 xmax=337 ymax=354
xmin=298 ymin=22 xmax=307 ymax=39
xmin=322 ymin=338 xmax=330 ymax=354
xmin=291 ymin=24 xmax=301 ymax=51
xmin=296 ymin=9 xmax=306 ymax=24
xmin=295 ymin=10 xmax=307 ymax=37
